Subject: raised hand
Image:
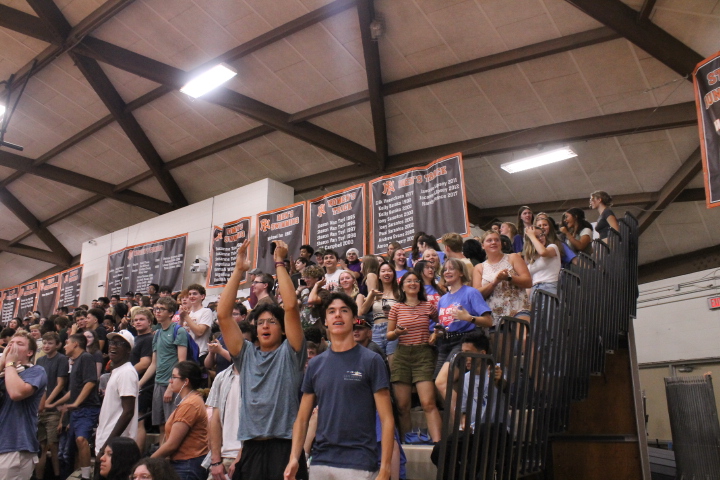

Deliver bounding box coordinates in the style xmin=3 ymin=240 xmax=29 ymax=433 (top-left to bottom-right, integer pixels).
xmin=235 ymin=239 xmax=251 ymax=272
xmin=274 ymin=240 xmax=289 ymax=263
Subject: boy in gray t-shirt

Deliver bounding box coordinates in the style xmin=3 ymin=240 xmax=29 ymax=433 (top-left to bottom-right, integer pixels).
xmin=218 ymin=239 xmax=308 ymax=480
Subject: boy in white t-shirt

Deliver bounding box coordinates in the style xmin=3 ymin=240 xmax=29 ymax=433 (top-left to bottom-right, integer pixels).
xmin=181 ymin=283 xmax=213 ymax=360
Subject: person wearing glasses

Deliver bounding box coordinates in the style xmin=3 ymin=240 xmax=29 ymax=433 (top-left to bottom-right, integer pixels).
xmin=251 ymin=273 xmax=277 ymax=307
xmin=131 ymin=457 xmax=181 ymax=480
xmin=387 ymin=271 xmax=443 ymax=443
xmin=94 ymin=330 xmax=138 ymax=469
xmin=138 ymin=297 xmax=188 ymax=444
xmin=523 ymin=222 xmax=562 ymax=299
xmin=151 ymin=361 xmax=208 ymax=480
xmin=217 ymin=239 xmax=308 ymax=480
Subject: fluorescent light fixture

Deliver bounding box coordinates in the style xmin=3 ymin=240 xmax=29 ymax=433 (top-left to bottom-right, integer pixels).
xmin=180 ymin=64 xmax=237 ymax=98
xmin=0 ymin=104 xmax=5 ymax=118
xmin=500 ymin=146 xmax=577 ymax=173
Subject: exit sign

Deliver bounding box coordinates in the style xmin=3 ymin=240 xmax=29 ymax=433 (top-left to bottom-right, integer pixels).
xmin=709 ymin=296 xmax=720 ymax=310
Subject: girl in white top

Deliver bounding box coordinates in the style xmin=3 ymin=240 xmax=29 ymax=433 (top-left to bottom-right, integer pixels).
xmin=522 ymin=222 xmax=562 ymax=299
xmin=473 ymin=231 xmax=532 ymax=326
xmin=559 ymin=207 xmax=593 ymax=255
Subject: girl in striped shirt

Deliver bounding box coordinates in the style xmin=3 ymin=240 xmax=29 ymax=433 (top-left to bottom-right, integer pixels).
xmin=387 ymin=272 xmax=442 ymax=443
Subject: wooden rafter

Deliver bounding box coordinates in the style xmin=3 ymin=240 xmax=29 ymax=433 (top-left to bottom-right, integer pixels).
xmin=0 ymin=149 xmax=173 ymax=214
xmin=565 ymin=0 xmax=702 ymax=78
xmin=74 ymin=37 xmax=379 ymax=168
xmin=0 ymin=5 xmax=57 ymax=43
xmin=288 ymin=102 xmax=697 ymax=193
xmin=0 ymin=188 xmax=72 ymax=262
xmin=290 ymin=27 xmax=620 ymax=122
xmin=356 ymin=0 xmax=388 ymax=169
xmin=0 ymin=238 xmax=71 ymax=266
xmin=637 ymin=148 xmax=702 ymax=234
xmin=70 ymin=53 xmax=188 ymax=208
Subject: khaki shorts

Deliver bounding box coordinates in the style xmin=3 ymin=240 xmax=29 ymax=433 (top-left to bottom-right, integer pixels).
xmin=391 ymin=344 xmax=436 ymax=384
xmin=37 ymin=410 xmax=61 ymax=444
xmin=0 ymin=451 xmax=36 ymax=480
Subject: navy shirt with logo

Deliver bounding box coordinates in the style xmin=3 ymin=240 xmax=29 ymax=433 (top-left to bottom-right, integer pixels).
xmin=302 ymin=344 xmax=389 ymax=472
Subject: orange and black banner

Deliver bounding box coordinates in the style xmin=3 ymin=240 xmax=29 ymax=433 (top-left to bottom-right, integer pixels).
xmin=306 ymin=184 xmax=365 ymax=260
xmin=107 ymin=234 xmax=187 ymax=296
xmin=17 ymin=281 xmax=39 ymax=319
xmin=37 ymin=274 xmax=61 ymax=317
xmin=694 ymin=51 xmax=720 ymax=207
xmin=1 ymin=287 xmax=18 ymax=324
xmin=255 ymin=202 xmax=306 ymax=275
xmin=369 ymin=153 xmax=470 ymax=254
xmin=208 ymin=217 xmax=251 ymax=288
xmin=57 ymin=265 xmax=83 ymax=310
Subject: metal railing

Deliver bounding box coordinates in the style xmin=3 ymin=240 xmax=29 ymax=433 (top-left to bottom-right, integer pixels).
xmin=436 ymin=212 xmax=639 ymax=479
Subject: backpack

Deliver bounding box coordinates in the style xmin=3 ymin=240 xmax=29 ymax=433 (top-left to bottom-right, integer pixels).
xmin=156 ymin=323 xmax=200 ymax=363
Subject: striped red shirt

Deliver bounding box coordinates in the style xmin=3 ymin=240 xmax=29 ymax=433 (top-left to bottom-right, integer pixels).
xmin=388 ymin=301 xmax=438 ymax=345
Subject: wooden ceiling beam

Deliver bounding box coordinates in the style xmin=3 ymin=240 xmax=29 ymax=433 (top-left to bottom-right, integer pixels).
xmin=18 ymin=254 xmax=82 ymax=285
xmin=356 ymin=0 xmax=388 ymax=170
xmin=0 ymin=189 xmax=72 ymax=262
xmin=0 ymin=5 xmax=58 ymax=43
xmin=290 ymin=27 xmax=620 ymax=122
xmin=25 ymin=0 xmax=71 ymax=40
xmin=71 ymin=53 xmax=188 ymax=208
xmin=289 ymin=102 xmax=697 ymax=193
xmin=638 ymin=0 xmax=657 ymax=23
xmin=75 ymin=37 xmax=379 ymax=168
xmin=390 ymin=102 xmax=697 ymax=169
xmin=1 ymin=0 xmax=136 ymax=97
xmin=637 ymin=147 xmax=702 ymax=234
xmin=0 ymin=150 xmax=173 ymax=214
xmin=565 ymin=0 xmax=702 ymax=78
xmin=0 ymin=238 xmax=71 ymax=266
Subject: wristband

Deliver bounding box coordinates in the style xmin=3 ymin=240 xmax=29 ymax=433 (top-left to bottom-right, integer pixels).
xmin=209 ymin=461 xmax=223 ymax=468
xmin=275 ymin=262 xmax=286 ymax=268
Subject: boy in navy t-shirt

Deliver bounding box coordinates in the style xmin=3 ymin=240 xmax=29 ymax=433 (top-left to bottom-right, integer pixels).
xmin=285 ymin=292 xmax=394 ymax=480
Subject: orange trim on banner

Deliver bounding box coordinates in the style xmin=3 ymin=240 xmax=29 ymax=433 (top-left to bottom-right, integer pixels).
xmin=693 ymin=50 xmax=720 ymax=209
xmin=304 ymin=183 xmax=367 ymax=255
xmin=206 ymin=217 xmax=252 ymax=289
xmin=254 ymin=201 xmax=306 ymax=270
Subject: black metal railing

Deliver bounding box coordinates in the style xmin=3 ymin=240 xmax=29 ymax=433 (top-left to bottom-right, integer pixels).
xmin=436 ymin=212 xmax=639 ymax=480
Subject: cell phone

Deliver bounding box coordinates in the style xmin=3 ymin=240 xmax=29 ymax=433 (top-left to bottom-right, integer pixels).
xmin=434 ymin=324 xmax=445 ymax=330
xmin=299 ymin=279 xmax=306 ymax=286
xmin=270 ymin=241 xmax=277 ymax=255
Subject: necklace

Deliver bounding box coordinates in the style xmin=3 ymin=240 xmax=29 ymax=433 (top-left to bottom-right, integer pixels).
xmin=174 ymin=389 xmax=196 ymax=407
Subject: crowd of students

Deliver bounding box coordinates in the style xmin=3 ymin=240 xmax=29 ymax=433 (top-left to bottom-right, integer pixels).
xmin=0 ymin=191 xmax=618 ymax=480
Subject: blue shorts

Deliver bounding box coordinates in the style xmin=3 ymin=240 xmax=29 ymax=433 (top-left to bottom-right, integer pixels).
xmin=372 ymin=321 xmax=398 ymax=356
xmin=69 ymin=407 xmax=100 ymax=440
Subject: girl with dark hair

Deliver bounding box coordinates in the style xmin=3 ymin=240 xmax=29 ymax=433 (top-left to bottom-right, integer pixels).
xmin=409 ymin=234 xmax=445 ymax=268
xmin=359 ymin=262 xmax=401 ymax=360
xmin=151 ymin=361 xmax=208 ymax=480
xmin=462 ymin=238 xmax=486 ymax=266
xmin=131 ymin=457 xmax=182 ymax=480
xmin=384 ymin=241 xmax=402 ymax=263
xmin=359 ymin=255 xmax=380 ymax=295
xmin=590 ymin=190 xmax=619 ymax=240
xmin=560 ymin=207 xmax=594 ymax=255
xmin=408 ymin=231 xmax=427 ymax=266
xmin=99 ymin=436 xmax=142 ymax=480
xmin=387 ymin=272 xmax=442 ymax=442
xmin=513 ymin=206 xmax=534 ymax=253
xmin=413 ymin=260 xmax=445 ymax=307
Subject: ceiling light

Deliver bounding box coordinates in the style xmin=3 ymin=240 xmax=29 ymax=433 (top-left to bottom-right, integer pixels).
xmin=180 ymin=64 xmax=237 ymax=98
xmin=500 ymin=146 xmax=577 ymax=174
xmin=0 ymin=104 xmax=5 ymax=119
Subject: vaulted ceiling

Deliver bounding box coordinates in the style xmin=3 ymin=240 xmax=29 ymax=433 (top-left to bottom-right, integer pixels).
xmin=0 ymin=0 xmax=718 ymax=288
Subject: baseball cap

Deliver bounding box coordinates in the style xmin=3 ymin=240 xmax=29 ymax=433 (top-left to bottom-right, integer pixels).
xmin=107 ymin=329 xmax=135 ymax=349
xmin=353 ymin=318 xmax=371 ymax=329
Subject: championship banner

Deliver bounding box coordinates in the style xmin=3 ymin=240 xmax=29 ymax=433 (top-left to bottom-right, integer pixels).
xmin=37 ymin=274 xmax=60 ymax=317
xmin=17 ymin=281 xmax=39 ymax=319
xmin=57 ymin=266 xmax=83 ymax=310
xmin=255 ymin=202 xmax=305 ymax=275
xmin=208 ymin=217 xmax=251 ymax=288
xmin=694 ymin=51 xmax=720 ymax=207
xmin=306 ymin=184 xmax=365 ymax=260
xmin=1 ymin=287 xmax=18 ymax=324
xmin=107 ymin=234 xmax=187 ymax=296
xmin=369 ymin=153 xmax=470 ymax=253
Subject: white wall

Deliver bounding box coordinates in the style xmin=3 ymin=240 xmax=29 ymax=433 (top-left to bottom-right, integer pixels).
xmin=79 ymin=178 xmax=294 ymax=305
xmin=634 ymin=267 xmax=720 ymax=364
